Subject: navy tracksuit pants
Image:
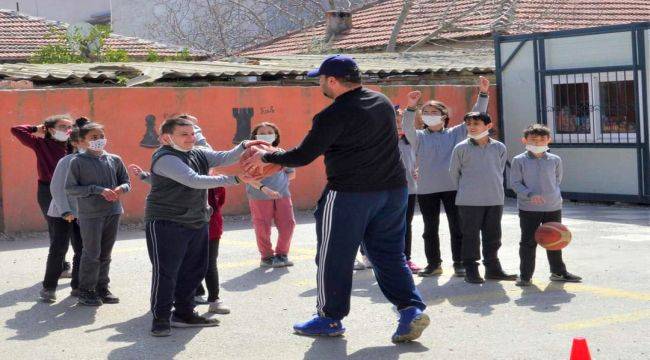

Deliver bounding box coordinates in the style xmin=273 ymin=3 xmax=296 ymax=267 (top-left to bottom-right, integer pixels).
xmin=146 ymin=220 xmax=209 ymax=320
xmin=314 ymin=186 xmax=426 ymax=320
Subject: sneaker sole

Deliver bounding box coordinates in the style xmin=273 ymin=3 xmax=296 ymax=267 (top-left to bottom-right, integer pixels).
xmin=151 ymin=329 xmax=172 ymax=337
xmin=101 ymin=299 xmax=120 ymax=304
xmin=77 ymin=301 xmax=103 ymax=306
xmin=171 ymin=320 xmax=220 ymax=328
xmin=550 ymin=277 xmax=582 ymax=283
xmin=294 ymin=329 xmax=345 ymax=337
xmin=208 ymin=308 xmax=231 ymax=315
xmin=39 ymin=297 xmax=56 ymax=303
xmin=418 ymin=271 xmax=443 ymax=277
xmin=392 ymin=314 xmax=430 ymax=343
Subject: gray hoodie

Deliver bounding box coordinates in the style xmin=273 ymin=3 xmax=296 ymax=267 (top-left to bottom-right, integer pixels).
xmin=403 ymin=94 xmax=489 ymax=194
xmin=65 ymin=151 xmax=131 ymax=219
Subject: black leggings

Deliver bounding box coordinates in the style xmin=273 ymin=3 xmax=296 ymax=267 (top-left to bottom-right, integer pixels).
xmin=196 ymin=239 xmax=220 ymax=302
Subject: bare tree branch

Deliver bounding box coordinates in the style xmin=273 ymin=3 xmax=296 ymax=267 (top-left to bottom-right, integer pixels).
xmin=386 ymin=0 xmax=412 ymax=52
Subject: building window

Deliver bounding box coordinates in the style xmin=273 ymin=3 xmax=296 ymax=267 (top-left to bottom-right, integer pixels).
xmin=545 ymin=71 xmax=641 ymax=144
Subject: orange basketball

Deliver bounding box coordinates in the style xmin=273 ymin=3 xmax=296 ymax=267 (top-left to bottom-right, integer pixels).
xmin=535 ymin=222 xmax=572 ymax=250
xmin=239 ymin=144 xmax=283 ymax=180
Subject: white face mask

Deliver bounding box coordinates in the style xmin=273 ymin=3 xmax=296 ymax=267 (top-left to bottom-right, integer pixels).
xmin=422 ymin=115 xmax=443 ymax=127
xmin=88 ymin=138 xmax=107 ymax=152
xmin=256 ymin=134 xmax=276 ymax=144
xmin=52 ymin=130 xmax=70 ymax=142
xmin=526 ymin=145 xmax=549 ymax=154
xmin=167 ymin=136 xmax=192 ymax=153
xmin=77 ymin=147 xmax=87 ymax=154
xmin=468 ymin=130 xmax=490 ymax=140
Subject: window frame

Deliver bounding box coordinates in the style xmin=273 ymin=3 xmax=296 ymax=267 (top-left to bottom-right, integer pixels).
xmin=544 ymin=70 xmax=642 ymax=144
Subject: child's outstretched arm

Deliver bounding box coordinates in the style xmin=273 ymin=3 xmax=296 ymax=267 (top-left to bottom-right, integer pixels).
xmin=471 ymin=76 xmax=490 ymax=113
xmin=246 ymin=180 xmax=281 ymax=199
xmin=128 ymin=164 xmax=152 ymax=185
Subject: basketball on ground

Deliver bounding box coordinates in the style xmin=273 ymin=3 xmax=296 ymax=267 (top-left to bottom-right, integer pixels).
xmin=535 ymin=222 xmax=572 ymax=250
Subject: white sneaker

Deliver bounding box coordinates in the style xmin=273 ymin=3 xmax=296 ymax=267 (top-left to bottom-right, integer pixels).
xmin=194 ymin=295 xmax=208 ymax=305
xmin=361 ymin=255 xmax=373 ymax=269
xmin=208 ymin=299 xmax=231 ymax=314
xmin=354 ymin=259 xmax=367 ymax=270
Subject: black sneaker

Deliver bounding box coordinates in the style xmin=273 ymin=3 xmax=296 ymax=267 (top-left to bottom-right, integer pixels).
xmin=78 ymin=289 xmax=103 ymax=306
xmin=453 ymin=263 xmax=466 ymax=277
xmin=485 ymin=269 xmax=518 ymax=281
xmin=39 ymin=288 xmax=56 ymax=303
xmin=97 ymin=288 xmax=120 ymax=304
xmin=171 ymin=312 xmax=220 ymax=328
xmin=260 ymin=256 xmax=276 ymax=268
xmin=515 ymin=277 xmax=533 ymax=287
xmin=550 ymin=272 xmax=582 ymax=283
xmin=151 ymin=317 xmax=171 ymax=337
xmin=417 ymin=264 xmax=443 ymax=277
xmin=464 ymin=266 xmax=485 ymax=284
xmin=276 ymin=255 xmax=294 ymax=267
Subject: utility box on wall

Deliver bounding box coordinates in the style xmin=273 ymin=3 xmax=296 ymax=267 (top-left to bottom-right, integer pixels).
xmin=495 ymin=22 xmax=650 ymax=204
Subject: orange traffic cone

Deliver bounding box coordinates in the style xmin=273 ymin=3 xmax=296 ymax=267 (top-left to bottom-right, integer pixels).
xmin=570 ymin=337 xmax=592 ymax=360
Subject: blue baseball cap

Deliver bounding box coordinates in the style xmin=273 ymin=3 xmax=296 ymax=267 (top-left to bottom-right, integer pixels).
xmin=307 ymin=55 xmax=360 ymax=78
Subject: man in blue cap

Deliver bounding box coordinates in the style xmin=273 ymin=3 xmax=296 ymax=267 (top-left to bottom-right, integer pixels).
xmin=243 ymin=54 xmax=429 ymax=343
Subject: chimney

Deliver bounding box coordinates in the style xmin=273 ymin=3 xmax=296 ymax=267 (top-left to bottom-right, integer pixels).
xmin=325 ymin=10 xmax=352 ymax=42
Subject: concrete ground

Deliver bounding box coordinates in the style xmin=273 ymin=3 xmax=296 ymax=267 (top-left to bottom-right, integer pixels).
xmin=0 ymin=199 xmax=648 ymax=360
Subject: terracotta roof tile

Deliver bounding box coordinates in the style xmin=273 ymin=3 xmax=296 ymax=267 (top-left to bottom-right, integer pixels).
xmin=241 ymin=0 xmax=650 ymax=56
xmin=0 ymin=9 xmax=207 ymax=62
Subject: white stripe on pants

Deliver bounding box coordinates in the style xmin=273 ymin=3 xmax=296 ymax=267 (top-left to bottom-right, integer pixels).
xmin=316 ymin=190 xmax=337 ymax=316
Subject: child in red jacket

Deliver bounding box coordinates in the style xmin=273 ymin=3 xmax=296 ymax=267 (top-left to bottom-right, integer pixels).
xmin=195 ymin=185 xmax=229 ymax=314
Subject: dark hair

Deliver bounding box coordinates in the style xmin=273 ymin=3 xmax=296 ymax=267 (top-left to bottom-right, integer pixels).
xmin=176 ymin=113 xmax=198 ymax=124
xmin=463 ymin=111 xmax=491 ymax=125
xmin=422 ymin=100 xmax=450 ymax=127
xmin=330 ymin=70 xmax=362 ymax=86
xmin=523 ymin=123 xmax=551 ymax=138
xmin=160 ymin=117 xmax=194 ymax=135
xmin=43 ymin=114 xmax=72 ymax=139
xmin=69 ymin=117 xmax=91 ymax=144
xmin=250 ymin=122 xmax=281 ymax=147
xmin=78 ymin=123 xmax=104 ymax=140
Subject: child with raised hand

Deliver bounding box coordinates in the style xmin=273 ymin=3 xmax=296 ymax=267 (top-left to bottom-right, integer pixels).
xmin=510 ymin=124 xmax=582 ymax=286
xmin=449 ymin=112 xmax=516 ymax=284
xmin=402 ymin=77 xmax=490 ymax=278
xmin=247 ymin=122 xmax=296 ymax=268
xmin=39 ymin=117 xmax=89 ymax=302
xmin=65 ymin=122 xmax=130 ymax=306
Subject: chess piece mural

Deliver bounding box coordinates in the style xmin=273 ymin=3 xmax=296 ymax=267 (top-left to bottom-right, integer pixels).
xmin=232 ymin=108 xmax=254 ymax=144
xmin=140 ymin=114 xmax=160 ymax=148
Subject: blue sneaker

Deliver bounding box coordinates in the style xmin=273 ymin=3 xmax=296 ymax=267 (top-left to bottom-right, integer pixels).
xmin=391 ymin=306 xmax=430 ymax=343
xmin=293 ymin=315 xmax=345 ymax=337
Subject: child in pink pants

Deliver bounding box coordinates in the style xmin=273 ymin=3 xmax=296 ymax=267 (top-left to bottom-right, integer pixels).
xmin=247 ymin=122 xmax=296 ymax=268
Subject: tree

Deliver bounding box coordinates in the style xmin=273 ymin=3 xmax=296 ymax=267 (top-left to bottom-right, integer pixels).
xmin=401 ymin=0 xmax=572 ymax=53
xmin=30 ymin=24 xmax=132 ymax=63
xmin=146 ymin=0 xmax=374 ymax=56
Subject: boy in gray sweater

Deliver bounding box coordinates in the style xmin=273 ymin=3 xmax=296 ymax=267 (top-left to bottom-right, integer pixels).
xmin=509 ymin=124 xmax=582 ymax=286
xmin=65 ymin=123 xmax=130 ymax=306
xmin=450 ymin=112 xmax=516 ymax=284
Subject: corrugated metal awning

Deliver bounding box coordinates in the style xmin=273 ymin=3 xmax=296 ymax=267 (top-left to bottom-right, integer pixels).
xmin=0 ymin=49 xmax=495 ymax=87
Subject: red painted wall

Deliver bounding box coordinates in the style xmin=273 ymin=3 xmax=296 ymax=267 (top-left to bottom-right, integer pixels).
xmin=0 ymin=85 xmax=498 ymax=232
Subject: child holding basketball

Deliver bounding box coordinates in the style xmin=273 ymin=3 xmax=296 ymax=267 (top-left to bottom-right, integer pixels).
xmin=247 ymin=122 xmax=296 ymax=268
xmin=509 ymin=124 xmax=582 ymax=286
